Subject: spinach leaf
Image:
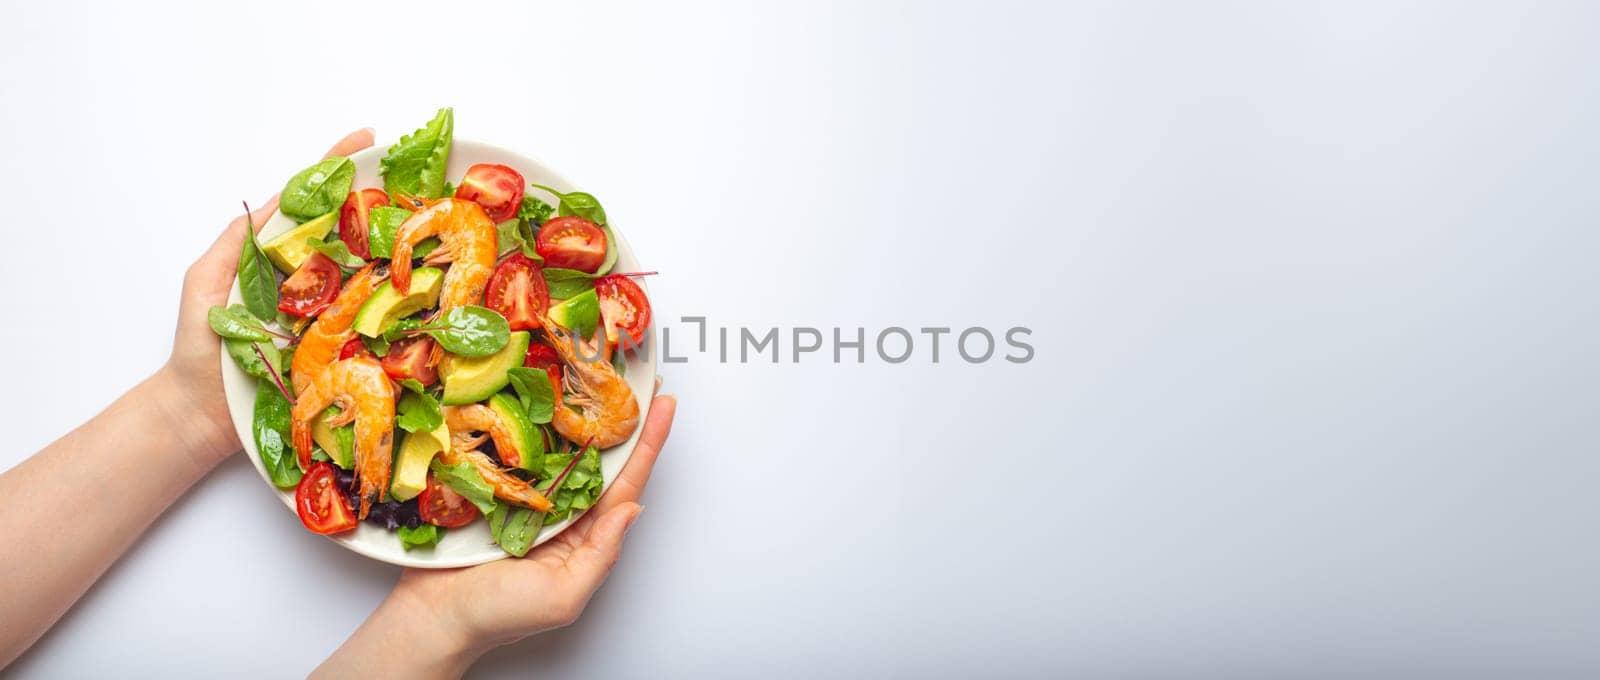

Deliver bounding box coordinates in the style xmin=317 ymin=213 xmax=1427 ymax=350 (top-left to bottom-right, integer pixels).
xmin=505 ymin=367 xmax=555 ymax=424
xmin=429 ymin=459 xmax=498 ymax=514
xmin=238 ymin=214 xmax=279 ymax=320
xmin=208 ymin=305 xmax=273 ymax=342
xmin=367 ymin=205 xmax=413 ymax=259
xmin=496 ymin=219 xmax=525 ymax=257
xmin=308 ymin=236 xmax=366 ymax=268
xmin=381 ymin=108 xmax=454 ymax=199
xmin=396 ymin=379 xmax=443 ymax=433
xmin=398 ymin=524 xmax=441 ymax=550
xmin=538 ymin=446 xmax=603 ymax=523
xmin=518 ymin=195 xmax=555 ymax=226
xmin=226 ymin=339 xmax=281 ymax=381
xmin=529 ymin=184 xmax=608 ymax=225
xmin=543 ymin=268 xmax=598 ymax=299
xmin=281 ymin=158 xmax=356 ymax=222
xmin=413 ymin=237 xmax=442 ymax=260
xmin=487 ymin=505 xmax=546 ymax=557
xmin=253 ymin=377 xmax=301 ymax=487
xmin=425 ymin=306 xmax=510 ymax=357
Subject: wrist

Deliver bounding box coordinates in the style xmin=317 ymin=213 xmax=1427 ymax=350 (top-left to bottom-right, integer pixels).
xmin=318 ymin=583 xmax=487 ymax=679
xmin=148 ymin=365 xmax=240 ymax=469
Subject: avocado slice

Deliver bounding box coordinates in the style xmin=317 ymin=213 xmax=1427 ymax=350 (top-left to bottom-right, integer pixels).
xmin=351 ymin=267 xmax=445 ymax=337
xmin=311 ymin=406 xmax=354 ymax=469
xmin=261 ymin=211 xmax=338 ymax=274
xmin=440 ymin=331 xmax=531 ymax=406
xmin=548 ymin=289 xmax=600 ymax=338
xmin=486 ymin=392 xmax=542 ymax=471
xmin=391 ymin=423 xmax=450 ymax=502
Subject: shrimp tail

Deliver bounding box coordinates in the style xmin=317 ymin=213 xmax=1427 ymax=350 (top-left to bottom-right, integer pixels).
xmin=292 ymin=418 xmax=314 ymax=471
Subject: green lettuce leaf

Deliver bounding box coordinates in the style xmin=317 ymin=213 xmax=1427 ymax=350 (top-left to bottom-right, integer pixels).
xmin=429 ymin=459 xmax=498 ymax=514
xmin=538 ymin=447 xmax=603 ymax=523
xmin=381 ymin=108 xmax=454 ymax=199
xmin=398 ymin=524 xmax=441 ymax=550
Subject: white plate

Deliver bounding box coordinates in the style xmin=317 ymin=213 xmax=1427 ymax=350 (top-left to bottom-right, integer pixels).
xmin=222 ymin=139 xmax=656 ymax=568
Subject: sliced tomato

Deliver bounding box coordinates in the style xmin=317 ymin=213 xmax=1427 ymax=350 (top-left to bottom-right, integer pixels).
xmin=278 ymin=253 xmax=342 ymax=318
xmin=535 ymin=216 xmax=608 ymax=273
xmin=523 ymin=342 xmax=564 ymax=394
xmin=455 ymin=164 xmax=525 ymax=223
xmin=418 ymin=474 xmax=480 ymax=528
xmin=296 ymin=462 xmax=358 ymax=534
xmin=339 ymin=188 xmax=389 ymax=259
xmin=337 ymin=337 xmax=370 ymax=360
xmin=381 ymin=335 xmax=440 ymax=386
xmin=595 ymin=274 xmax=652 ymax=348
xmin=485 ymin=253 xmax=549 ymax=331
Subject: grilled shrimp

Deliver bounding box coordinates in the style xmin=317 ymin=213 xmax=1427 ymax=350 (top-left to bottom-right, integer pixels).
xmin=291 ymin=356 xmax=397 ymax=519
xmin=290 ymin=263 xmax=386 ymax=395
xmin=437 ymin=444 xmax=553 ymax=512
xmin=540 ymin=316 xmax=640 ymax=449
xmin=389 ymin=197 xmax=497 ymax=311
xmin=443 ymin=404 xmax=534 ymax=468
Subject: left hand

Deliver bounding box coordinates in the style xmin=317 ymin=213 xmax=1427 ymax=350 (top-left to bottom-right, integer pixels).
xmin=159 ymin=129 xmax=375 ymax=466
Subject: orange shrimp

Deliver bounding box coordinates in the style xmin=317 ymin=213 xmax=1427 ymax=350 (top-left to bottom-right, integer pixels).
xmin=437 ymin=444 xmax=554 ymax=512
xmin=444 ymin=404 xmax=533 ymax=469
xmin=289 ymin=263 xmax=386 ymax=395
xmin=540 ymin=316 xmax=640 ymax=449
xmin=389 ymin=197 xmax=497 ymax=311
xmin=290 ymin=356 xmax=397 ymax=519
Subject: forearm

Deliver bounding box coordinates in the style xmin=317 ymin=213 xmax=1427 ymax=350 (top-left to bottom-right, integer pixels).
xmin=0 ymin=367 xmax=227 ymax=666
xmin=312 ymin=587 xmax=484 ymax=680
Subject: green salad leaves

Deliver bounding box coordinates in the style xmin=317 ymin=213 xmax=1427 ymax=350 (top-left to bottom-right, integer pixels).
xmin=487 ymin=505 xmax=547 ymax=557
xmin=253 ymin=377 xmax=300 ymax=488
xmin=237 ymin=207 xmax=279 ymax=320
xmin=396 ymin=379 xmax=443 ymax=433
xmin=422 ymin=306 xmax=511 ymax=357
xmin=429 ymin=459 xmax=498 ymax=514
xmin=382 ymin=108 xmax=454 ymax=199
xmin=505 ymin=367 xmax=555 ymax=424
xmin=398 ymin=524 xmax=441 ymax=550
xmin=539 ymin=446 xmax=603 ymax=524
xmin=281 ymin=158 xmax=355 ymax=222
xmin=367 ymin=205 xmax=413 ymax=259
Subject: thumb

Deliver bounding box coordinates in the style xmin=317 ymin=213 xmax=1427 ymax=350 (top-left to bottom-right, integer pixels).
xmin=566 ymin=502 xmax=643 ymax=592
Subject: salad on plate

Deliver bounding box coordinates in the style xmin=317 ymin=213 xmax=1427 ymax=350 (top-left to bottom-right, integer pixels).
xmin=209 ymin=108 xmax=654 ymax=557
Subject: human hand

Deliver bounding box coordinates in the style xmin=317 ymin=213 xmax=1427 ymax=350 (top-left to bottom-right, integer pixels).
xmin=156 ymin=129 xmax=375 ymax=467
xmin=313 ymin=392 xmax=678 ymax=678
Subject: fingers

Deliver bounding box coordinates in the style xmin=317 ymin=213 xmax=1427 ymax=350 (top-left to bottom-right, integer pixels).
xmin=565 ymin=502 xmax=643 ymax=591
xmin=593 ymin=395 xmax=676 ymax=513
xmin=323 ymin=128 xmax=375 ymax=159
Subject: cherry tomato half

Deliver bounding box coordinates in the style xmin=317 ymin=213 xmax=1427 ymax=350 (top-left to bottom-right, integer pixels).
xmin=382 ymin=335 xmax=440 ymax=386
xmin=523 ymin=342 xmax=564 ymax=394
xmin=339 ymin=188 xmax=389 ymax=259
xmin=278 ymin=253 xmax=342 ymax=318
xmin=296 ymin=462 xmax=358 ymax=534
xmin=595 ymin=274 xmax=652 ymax=348
xmin=418 ymin=474 xmax=480 ymax=528
xmin=455 ymin=164 xmax=525 ymax=223
xmin=535 ymin=216 xmax=608 ymax=273
xmin=337 ymin=337 xmax=369 ymax=360
xmin=485 ymin=253 xmax=550 ymax=332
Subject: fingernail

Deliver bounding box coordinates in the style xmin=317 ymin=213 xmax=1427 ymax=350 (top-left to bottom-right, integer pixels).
xmin=625 ymin=505 xmax=644 ymax=533
xmin=361 ymin=127 xmax=376 ymax=137
xmin=653 ymin=375 xmax=664 ymax=395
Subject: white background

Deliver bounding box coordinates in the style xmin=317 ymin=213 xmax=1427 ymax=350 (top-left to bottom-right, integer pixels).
xmin=4 ymin=1 xmax=1600 ymax=677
